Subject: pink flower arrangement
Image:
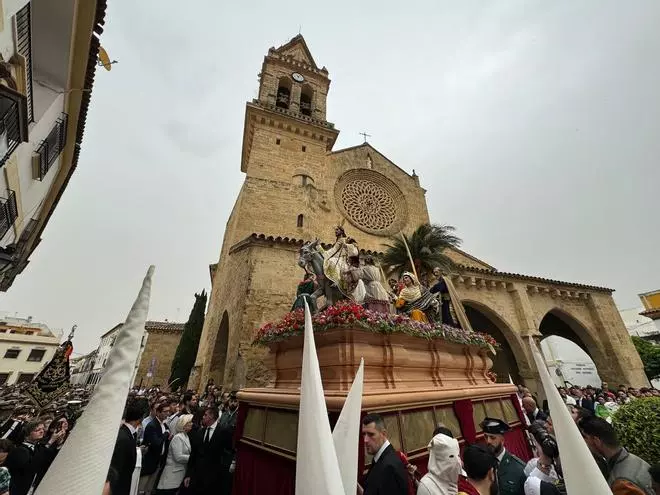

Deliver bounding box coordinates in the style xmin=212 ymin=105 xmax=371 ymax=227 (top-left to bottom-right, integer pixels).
xmin=254 ymin=300 xmax=499 ymax=350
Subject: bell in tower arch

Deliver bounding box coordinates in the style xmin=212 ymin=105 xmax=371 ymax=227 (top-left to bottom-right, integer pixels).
xmin=300 ymin=84 xmax=313 ymax=116
xmin=276 ymin=77 xmax=292 ymax=109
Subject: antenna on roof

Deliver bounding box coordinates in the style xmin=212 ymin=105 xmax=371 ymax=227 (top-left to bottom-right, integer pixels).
xmin=298 ymin=25 xmax=302 ymax=35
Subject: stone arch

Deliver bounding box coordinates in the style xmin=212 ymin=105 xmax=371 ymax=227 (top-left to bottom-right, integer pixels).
xmin=300 ymin=83 xmax=313 ymax=116
xmin=209 ymin=311 xmax=230 ymax=384
xmin=538 ymin=308 xmax=609 ymax=379
xmin=276 ymin=76 xmax=292 ymax=109
xmin=462 ymin=300 xmax=530 ymax=384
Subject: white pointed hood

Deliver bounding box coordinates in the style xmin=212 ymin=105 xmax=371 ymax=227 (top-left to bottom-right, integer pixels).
xmin=527 ymin=336 xmax=612 ymax=495
xmin=418 ymin=433 xmax=461 ymax=495
xmin=295 ymin=301 xmax=345 ymax=495
xmin=35 ymin=266 xmax=155 ymax=495
xmin=332 ymin=358 xmax=364 ymax=495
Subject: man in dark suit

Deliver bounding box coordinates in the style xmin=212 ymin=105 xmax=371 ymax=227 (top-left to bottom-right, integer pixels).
xmin=570 ymin=388 xmax=594 ymax=412
xmin=109 ymin=402 xmax=143 ymax=495
xmin=184 ymin=406 xmax=233 ymax=495
xmin=522 ymin=396 xmax=548 ymax=424
xmin=358 ymin=413 xmax=407 ymax=495
xmin=139 ymin=401 xmax=171 ymax=494
xmin=218 ymin=392 xmax=239 ymax=494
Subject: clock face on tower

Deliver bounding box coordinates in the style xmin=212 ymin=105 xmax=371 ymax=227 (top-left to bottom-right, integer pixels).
xmin=292 ymin=72 xmax=305 ymax=83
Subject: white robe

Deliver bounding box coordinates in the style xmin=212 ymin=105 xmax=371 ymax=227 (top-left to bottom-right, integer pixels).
xmin=130 ymin=447 xmax=141 ymax=495
xmin=416 ymin=434 xmax=461 ymax=495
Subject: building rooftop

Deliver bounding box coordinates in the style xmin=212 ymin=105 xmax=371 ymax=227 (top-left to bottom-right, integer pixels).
xmin=0 ymin=314 xmax=62 ymax=338
xmin=145 ymin=321 xmax=185 ymax=332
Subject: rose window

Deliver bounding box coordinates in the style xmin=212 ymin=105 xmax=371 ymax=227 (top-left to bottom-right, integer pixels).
xmin=335 ymin=170 xmax=408 ymax=236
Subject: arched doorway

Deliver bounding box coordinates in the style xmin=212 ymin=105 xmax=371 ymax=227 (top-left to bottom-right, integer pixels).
xmin=463 ymin=302 xmax=523 ymax=384
xmin=210 ymin=311 xmax=229 ymax=384
xmin=539 ymin=310 xmax=603 ymax=388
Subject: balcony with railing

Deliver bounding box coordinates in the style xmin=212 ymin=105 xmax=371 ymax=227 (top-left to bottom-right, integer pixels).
xmin=0 ymin=190 xmax=18 ymax=241
xmin=33 ymin=113 xmax=68 ymax=181
xmin=0 ymin=86 xmax=29 ymax=168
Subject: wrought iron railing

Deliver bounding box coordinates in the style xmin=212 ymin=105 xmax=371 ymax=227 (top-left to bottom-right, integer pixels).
xmin=34 ymin=113 xmax=68 ymax=180
xmin=0 ymin=190 xmax=18 ymax=241
xmin=0 ymin=99 xmax=22 ymax=167
xmin=15 ymin=4 xmax=33 ymax=122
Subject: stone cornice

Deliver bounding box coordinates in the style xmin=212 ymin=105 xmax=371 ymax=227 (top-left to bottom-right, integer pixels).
xmin=454 ymin=265 xmax=613 ymax=294
xmin=229 ymin=233 xmax=381 ymax=257
xmin=262 ymin=53 xmax=329 ymax=82
xmin=241 ymin=101 xmax=339 ymax=173
xmin=227 ymin=233 xmax=611 ymax=294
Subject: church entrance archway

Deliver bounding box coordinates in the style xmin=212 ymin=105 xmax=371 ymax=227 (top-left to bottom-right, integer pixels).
xmin=538 ymin=309 xmax=605 ymax=387
xmin=210 ymin=311 xmax=229 ymax=384
xmin=463 ymin=301 xmax=523 ymax=385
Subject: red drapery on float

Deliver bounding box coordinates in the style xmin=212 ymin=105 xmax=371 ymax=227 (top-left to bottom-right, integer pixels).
xmin=232 ymin=442 xmax=296 ymax=495
xmin=453 ymin=399 xmax=477 ymax=443
xmin=504 ymin=427 xmax=531 ymax=461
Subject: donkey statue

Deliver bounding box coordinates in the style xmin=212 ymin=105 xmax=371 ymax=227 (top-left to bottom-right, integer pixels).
xmin=297 ymin=239 xmax=343 ymax=311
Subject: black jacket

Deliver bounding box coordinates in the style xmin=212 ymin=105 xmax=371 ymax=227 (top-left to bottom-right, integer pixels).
xmin=575 ymin=397 xmax=594 ymax=412
xmin=110 ymin=424 xmax=138 ymax=495
xmin=186 ymin=422 xmax=233 ymax=493
xmin=363 ymin=444 xmax=408 ymax=495
xmin=5 ymin=442 xmax=57 ymax=495
xmin=140 ymin=419 xmax=169 ymax=476
xmin=527 ymin=408 xmax=549 ymax=424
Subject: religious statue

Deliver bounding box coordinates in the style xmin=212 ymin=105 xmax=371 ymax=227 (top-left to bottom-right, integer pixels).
xmin=297 ymin=239 xmax=342 ymax=310
xmin=322 ymin=224 xmax=359 ymax=294
xmin=297 ymin=224 xmax=367 ymax=311
xmin=345 ymin=256 xmax=390 ymax=313
xmin=394 ymin=272 xmax=440 ymax=323
xmin=430 ymin=267 xmax=457 ymax=326
xmin=291 ymin=273 xmax=318 ymax=313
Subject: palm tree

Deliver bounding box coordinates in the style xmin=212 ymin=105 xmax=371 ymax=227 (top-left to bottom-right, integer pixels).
xmin=382 ymin=224 xmax=461 ymax=282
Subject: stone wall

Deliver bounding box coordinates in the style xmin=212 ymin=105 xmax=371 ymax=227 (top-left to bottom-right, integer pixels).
xmin=452 ymin=273 xmax=649 ymax=390
xmin=134 ymin=329 xmax=183 ymax=389
xmin=190 ymin=36 xmax=649 ymax=394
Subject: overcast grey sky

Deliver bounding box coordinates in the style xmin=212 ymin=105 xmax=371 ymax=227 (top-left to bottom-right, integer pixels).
xmin=1 ymin=0 xmax=659 ymax=354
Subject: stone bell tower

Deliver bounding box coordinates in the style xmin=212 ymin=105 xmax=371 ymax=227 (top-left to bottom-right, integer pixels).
xmin=189 ymin=36 xmax=343 ymax=390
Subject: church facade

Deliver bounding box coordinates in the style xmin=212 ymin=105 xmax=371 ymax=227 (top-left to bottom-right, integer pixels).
xmin=189 ymin=36 xmax=648 ymax=393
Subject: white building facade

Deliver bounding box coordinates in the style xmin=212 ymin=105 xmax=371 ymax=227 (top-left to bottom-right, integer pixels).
xmin=0 ymin=314 xmax=61 ymax=385
xmin=86 ymin=323 xmax=122 ymax=386
xmin=0 ymin=0 xmax=106 ymax=290
xmin=541 ymin=336 xmax=601 ymax=388
xmin=69 ymin=349 xmax=96 ymax=386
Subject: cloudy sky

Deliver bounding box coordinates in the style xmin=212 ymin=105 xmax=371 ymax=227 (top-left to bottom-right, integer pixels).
xmin=1 ymin=0 xmax=659 ymax=353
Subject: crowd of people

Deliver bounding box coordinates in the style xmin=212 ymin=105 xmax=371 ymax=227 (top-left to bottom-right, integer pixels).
xmin=357 ymin=383 xmax=660 ymax=495
xmin=0 ymin=383 xmax=91 ymax=495
xmin=107 ymin=380 xmax=239 ymax=495
xmin=517 ymin=381 xmax=660 ymax=424
xmin=0 ymin=376 xmax=658 ymax=494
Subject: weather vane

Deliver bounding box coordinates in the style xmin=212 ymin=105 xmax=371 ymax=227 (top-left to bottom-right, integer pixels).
xmin=359 ymin=131 xmax=371 ymax=143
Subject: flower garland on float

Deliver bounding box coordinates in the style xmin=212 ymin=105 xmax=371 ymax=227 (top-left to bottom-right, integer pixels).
xmin=254 ymin=300 xmax=499 ymax=351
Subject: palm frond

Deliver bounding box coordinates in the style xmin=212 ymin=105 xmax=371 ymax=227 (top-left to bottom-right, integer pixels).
xmin=382 ymin=223 xmax=462 ymax=281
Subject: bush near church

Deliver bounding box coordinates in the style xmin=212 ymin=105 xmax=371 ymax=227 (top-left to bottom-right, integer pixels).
xmin=613 ymin=397 xmax=660 ymax=466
